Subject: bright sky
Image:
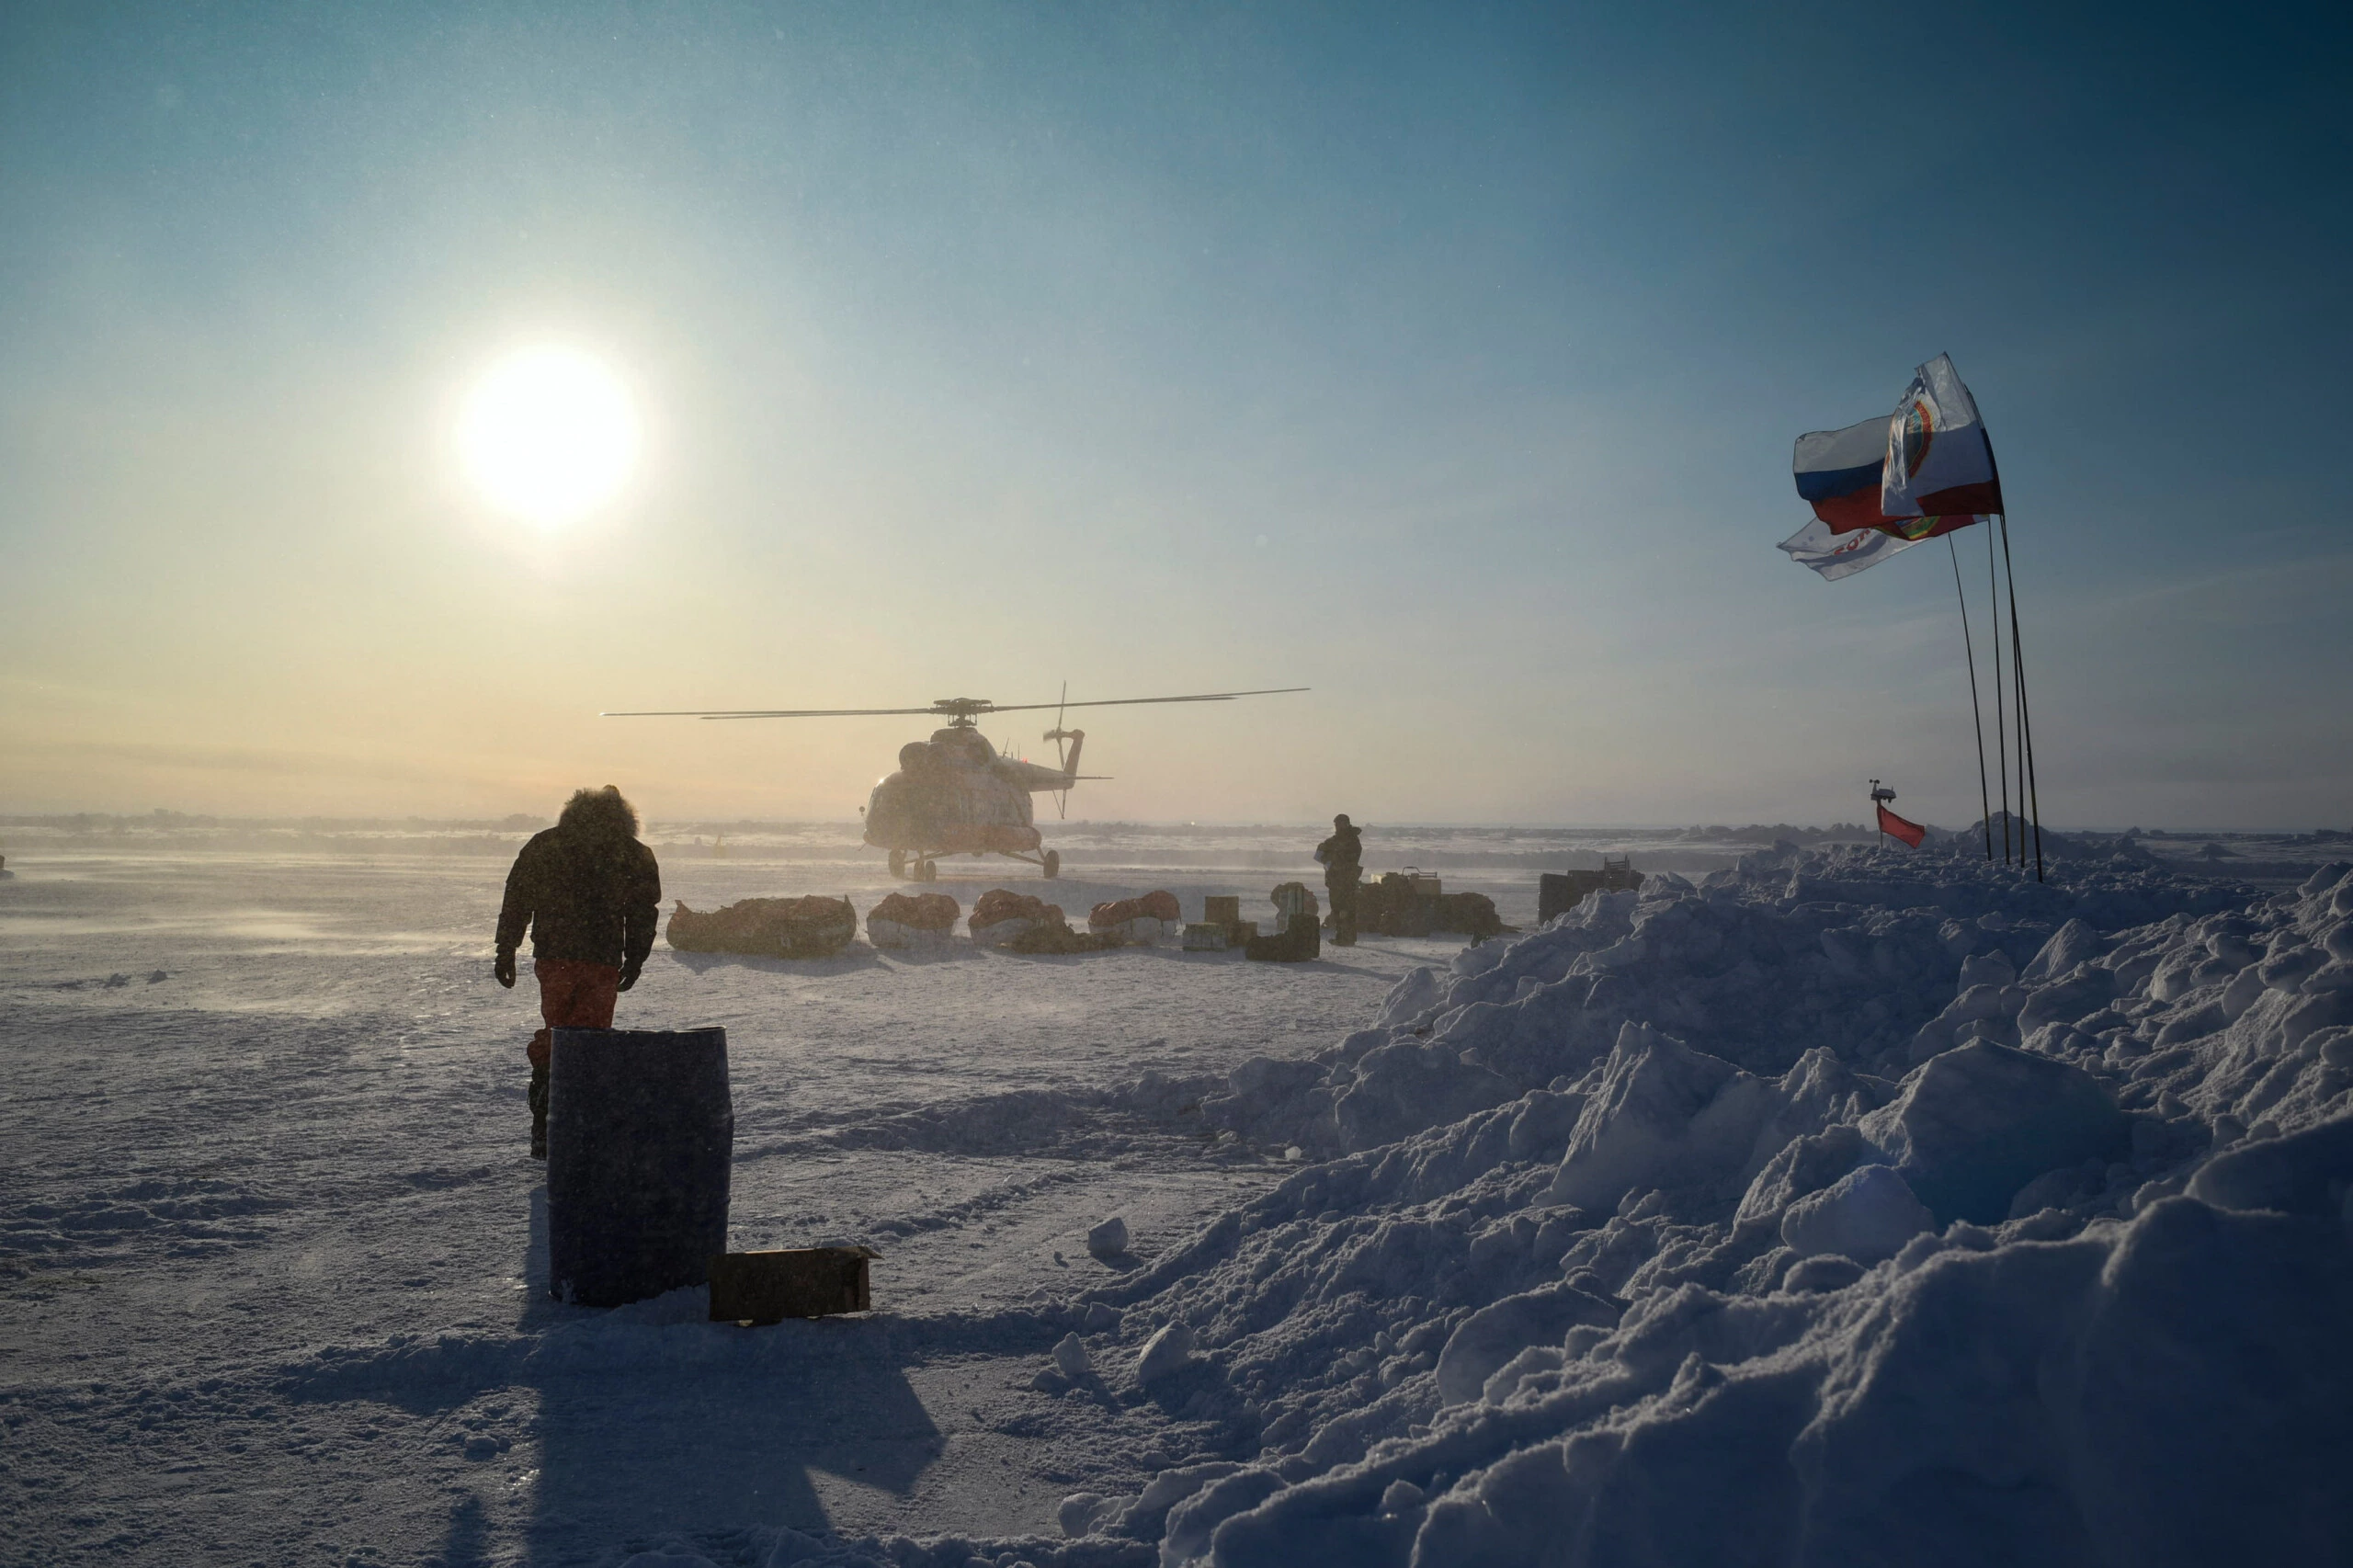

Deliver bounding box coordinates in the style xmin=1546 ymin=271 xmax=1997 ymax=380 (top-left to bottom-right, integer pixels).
xmin=2 ymin=2 xmax=2345 ymax=830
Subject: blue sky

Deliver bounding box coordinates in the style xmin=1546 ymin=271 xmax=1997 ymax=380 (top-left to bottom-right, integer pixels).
xmin=2 ymin=1 xmax=2345 ymax=828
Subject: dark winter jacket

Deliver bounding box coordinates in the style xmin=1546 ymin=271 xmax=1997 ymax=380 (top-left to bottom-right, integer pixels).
xmin=495 ymin=827 xmax=662 ymax=969
xmin=1315 ymin=824 xmax=1363 ymax=886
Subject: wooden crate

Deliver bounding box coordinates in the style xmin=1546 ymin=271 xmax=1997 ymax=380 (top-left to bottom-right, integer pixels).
xmin=708 ymin=1246 xmax=875 ymax=1324
xmin=1202 ymin=894 xmax=1241 ymax=926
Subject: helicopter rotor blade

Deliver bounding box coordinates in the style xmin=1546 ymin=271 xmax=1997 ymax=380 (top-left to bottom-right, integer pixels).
xmin=975 ymin=687 xmax=1309 ymax=715
xmin=601 ymin=707 xmax=946 ymax=720
xmin=603 ymin=687 xmax=1306 ymax=721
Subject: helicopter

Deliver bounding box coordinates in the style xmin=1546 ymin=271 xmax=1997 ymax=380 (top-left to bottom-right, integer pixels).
xmin=604 ymin=687 xmax=1306 ymax=880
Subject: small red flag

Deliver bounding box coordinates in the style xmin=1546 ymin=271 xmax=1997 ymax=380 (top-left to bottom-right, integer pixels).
xmin=1877 ymin=802 xmax=1927 ymax=848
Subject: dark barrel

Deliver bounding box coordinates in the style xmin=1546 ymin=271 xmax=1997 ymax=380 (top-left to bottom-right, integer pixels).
xmin=545 ymin=1027 xmax=733 ymax=1308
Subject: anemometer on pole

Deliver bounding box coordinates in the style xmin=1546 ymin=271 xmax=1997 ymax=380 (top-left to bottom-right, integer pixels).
xmin=1870 ymin=780 xmax=1927 ymax=849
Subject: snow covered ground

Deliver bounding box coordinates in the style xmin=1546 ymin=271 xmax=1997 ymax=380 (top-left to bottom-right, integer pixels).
xmin=5 ymin=824 xmax=2351 ymax=1566
xmin=0 ymin=830 xmax=1492 ymax=1563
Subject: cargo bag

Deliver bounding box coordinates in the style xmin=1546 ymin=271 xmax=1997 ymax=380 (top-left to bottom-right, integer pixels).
xmin=667 ymin=896 xmax=858 ymax=959
xmin=1089 ymin=890 xmax=1182 ymax=946
xmin=971 ymin=889 xmax=1064 ymax=947
xmin=867 ymin=892 xmax=961 ymax=949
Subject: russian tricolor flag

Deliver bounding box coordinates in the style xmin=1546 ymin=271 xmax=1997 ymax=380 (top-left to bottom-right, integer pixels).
xmin=1794 ymin=416 xmax=1911 ymax=533
xmin=1796 ymin=356 xmax=2007 ymax=533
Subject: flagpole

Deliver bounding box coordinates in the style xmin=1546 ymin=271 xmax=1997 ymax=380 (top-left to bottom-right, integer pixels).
xmin=1987 ymin=526 xmax=2012 ymax=863
xmin=2008 ymin=531 xmax=2023 ymax=866
xmin=1948 ymin=536 xmax=1995 ymax=861
xmin=1983 ymin=439 xmax=2044 ymax=882
xmin=1997 ymin=516 xmax=2045 ymax=882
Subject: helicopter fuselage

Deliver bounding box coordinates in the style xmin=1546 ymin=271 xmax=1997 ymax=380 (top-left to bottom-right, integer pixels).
xmin=863 ymin=725 xmax=1079 ymax=869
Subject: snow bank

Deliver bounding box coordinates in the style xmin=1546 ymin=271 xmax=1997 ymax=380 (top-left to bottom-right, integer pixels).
xmin=1193 ymin=842 xmax=2277 ymax=1161
xmin=1775 ymin=1162 xmax=1929 ymax=1263
xmin=1043 ymin=847 xmax=2353 ymax=1565
xmin=621 ymin=1525 xmax=1161 ymax=1568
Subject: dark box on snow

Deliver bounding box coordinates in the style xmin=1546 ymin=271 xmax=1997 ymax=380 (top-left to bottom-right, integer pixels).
xmin=709 ymin=1246 xmax=875 ymax=1324
xmin=547 ymin=1027 xmax=733 ymax=1309
xmin=1539 ymin=861 xmax=1644 ymax=925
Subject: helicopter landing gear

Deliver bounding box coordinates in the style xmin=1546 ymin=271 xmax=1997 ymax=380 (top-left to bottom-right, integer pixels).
xmin=1042 ymin=849 xmax=1060 ymax=880
xmin=915 ymin=858 xmax=938 ymax=882
xmin=888 ymin=848 xmax=908 ymax=879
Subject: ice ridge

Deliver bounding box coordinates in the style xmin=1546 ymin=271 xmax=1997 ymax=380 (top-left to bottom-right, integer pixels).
xmin=1043 ymin=846 xmax=2353 ymax=1565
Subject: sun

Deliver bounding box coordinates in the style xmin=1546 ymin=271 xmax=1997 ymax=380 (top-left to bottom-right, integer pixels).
xmin=456 ymin=347 xmax=641 ymax=524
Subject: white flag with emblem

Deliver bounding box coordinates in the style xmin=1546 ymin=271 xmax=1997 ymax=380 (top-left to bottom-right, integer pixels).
xmin=1777 ymin=517 xmax=1921 ymax=581
xmin=1881 ymin=353 xmax=2006 ymax=519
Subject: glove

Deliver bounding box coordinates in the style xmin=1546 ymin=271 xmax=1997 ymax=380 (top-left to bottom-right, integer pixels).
xmin=494 ymin=950 xmax=517 ymax=989
xmin=617 ymin=960 xmax=642 ymax=993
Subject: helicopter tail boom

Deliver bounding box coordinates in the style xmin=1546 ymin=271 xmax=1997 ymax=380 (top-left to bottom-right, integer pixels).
xmin=994 ymin=756 xmax=1090 ymax=794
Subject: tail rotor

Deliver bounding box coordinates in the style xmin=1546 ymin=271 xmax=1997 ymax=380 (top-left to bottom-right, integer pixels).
xmin=1044 ymin=681 xmax=1083 ymax=819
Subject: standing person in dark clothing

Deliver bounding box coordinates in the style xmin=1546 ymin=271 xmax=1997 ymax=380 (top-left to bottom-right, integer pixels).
xmin=1315 ymin=812 xmax=1363 ymax=947
xmin=494 ymin=786 xmax=662 ymax=1157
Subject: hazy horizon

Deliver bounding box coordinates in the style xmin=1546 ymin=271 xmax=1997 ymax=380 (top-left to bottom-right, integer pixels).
xmin=5 ymin=807 xmax=2325 ymax=839
xmin=6 ymin=3 xmax=2346 ymax=830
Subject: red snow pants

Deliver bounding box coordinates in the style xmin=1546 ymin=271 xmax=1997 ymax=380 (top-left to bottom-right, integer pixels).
xmin=528 ymin=958 xmax=620 ymax=1068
